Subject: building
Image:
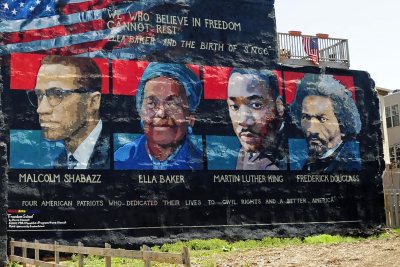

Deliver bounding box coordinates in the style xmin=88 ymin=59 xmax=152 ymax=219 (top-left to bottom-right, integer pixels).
xmin=277 ymin=31 xmax=391 ymax=166
xmin=377 ymin=87 xmax=391 ymax=166
xmin=277 ymin=31 xmax=350 ymax=69
xmin=384 ymin=89 xmax=400 ymax=165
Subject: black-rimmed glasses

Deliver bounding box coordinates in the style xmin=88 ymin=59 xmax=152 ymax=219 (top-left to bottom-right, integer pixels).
xmin=27 ymin=87 xmax=96 ymax=107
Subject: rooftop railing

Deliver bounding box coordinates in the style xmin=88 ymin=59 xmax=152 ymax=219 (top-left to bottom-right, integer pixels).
xmin=277 ymin=32 xmax=350 ymax=69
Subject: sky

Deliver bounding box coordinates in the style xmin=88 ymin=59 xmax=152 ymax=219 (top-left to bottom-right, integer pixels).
xmin=275 ymin=0 xmax=400 ymax=90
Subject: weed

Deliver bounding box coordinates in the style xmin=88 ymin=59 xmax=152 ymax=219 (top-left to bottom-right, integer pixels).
xmin=49 ymin=232 xmax=397 ymax=267
xmin=7 ymin=262 xmax=19 ymax=267
xmin=303 ymin=234 xmax=360 ymax=244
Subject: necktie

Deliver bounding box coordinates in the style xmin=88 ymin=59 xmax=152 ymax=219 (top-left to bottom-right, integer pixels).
xmin=68 ymin=155 xmax=79 ymax=169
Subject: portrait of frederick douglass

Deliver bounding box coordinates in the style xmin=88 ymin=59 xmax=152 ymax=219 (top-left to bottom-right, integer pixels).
xmin=289 ymin=73 xmax=362 ymax=171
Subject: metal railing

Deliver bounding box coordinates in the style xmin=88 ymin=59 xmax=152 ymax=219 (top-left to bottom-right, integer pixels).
xmin=277 ymin=32 xmax=350 ymax=69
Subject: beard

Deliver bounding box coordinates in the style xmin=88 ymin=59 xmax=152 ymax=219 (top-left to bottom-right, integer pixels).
xmin=307 ymin=135 xmax=328 ymax=159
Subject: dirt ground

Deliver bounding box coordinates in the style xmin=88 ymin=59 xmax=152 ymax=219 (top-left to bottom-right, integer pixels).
xmin=14 ymin=232 xmax=400 ymax=267
xmin=212 ymin=234 xmax=400 ymax=267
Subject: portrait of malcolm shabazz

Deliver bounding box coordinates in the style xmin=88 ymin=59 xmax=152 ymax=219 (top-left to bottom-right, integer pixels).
xmin=27 ymin=55 xmax=109 ymax=169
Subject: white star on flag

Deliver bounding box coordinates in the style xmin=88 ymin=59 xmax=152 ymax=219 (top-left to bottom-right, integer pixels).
xmin=36 ymin=0 xmax=41 ymax=5
xmin=19 ymin=2 xmax=24 ymax=8
xmin=11 ymin=8 xmax=17 ymax=15
xmin=29 ymin=5 xmax=35 ymax=11
xmin=3 ymin=3 xmax=9 ymax=10
xmin=46 ymin=5 xmax=51 ymax=12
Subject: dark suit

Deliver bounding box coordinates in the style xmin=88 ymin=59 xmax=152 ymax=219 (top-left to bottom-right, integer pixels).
xmin=55 ymin=128 xmax=110 ymax=169
xmin=302 ymin=140 xmax=361 ymax=172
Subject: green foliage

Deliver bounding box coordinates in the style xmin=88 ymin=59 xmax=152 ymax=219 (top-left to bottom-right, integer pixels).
xmin=55 ymin=231 xmax=400 ymax=267
xmin=303 ymin=234 xmax=360 ymax=244
xmin=230 ymin=236 xmax=302 ymax=250
xmin=262 ymin=236 xmax=303 ymax=246
xmin=221 ymin=244 xmax=235 ymax=252
xmin=63 ymin=254 xmax=145 ymax=267
xmin=7 ymin=262 xmax=20 ymax=267
xmin=370 ymin=232 xmax=390 ymax=239
xmin=155 ymin=238 xmax=229 ymax=253
xmin=230 ymin=239 xmax=261 ymax=249
xmin=154 ymin=236 xmax=304 ymax=254
xmin=193 ymin=261 xmax=217 ymax=267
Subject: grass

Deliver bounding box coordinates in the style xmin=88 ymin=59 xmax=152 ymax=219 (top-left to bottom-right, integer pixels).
xmin=65 ymin=255 xmax=146 ymax=267
xmin=303 ymin=234 xmax=361 ymax=244
xmin=7 ymin=230 xmax=399 ymax=267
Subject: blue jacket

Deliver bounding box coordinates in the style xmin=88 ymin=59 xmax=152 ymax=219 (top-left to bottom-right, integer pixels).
xmin=114 ymin=135 xmax=203 ymax=170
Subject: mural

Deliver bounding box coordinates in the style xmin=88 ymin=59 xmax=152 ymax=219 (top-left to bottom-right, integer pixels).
xmin=288 ymin=74 xmax=362 ymax=172
xmin=0 ymin=0 xmax=384 ymax=247
xmin=29 ymin=56 xmax=109 ymax=169
xmin=226 ymin=69 xmax=285 ymax=170
xmin=114 ymin=62 xmax=203 ymax=170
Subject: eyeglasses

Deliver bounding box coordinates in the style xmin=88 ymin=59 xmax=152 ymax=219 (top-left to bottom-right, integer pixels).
xmin=142 ymin=97 xmax=188 ymax=115
xmin=27 ymin=87 xmax=95 ymax=107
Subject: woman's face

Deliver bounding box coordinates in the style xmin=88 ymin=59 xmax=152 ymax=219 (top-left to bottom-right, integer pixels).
xmin=141 ymin=77 xmax=190 ymax=147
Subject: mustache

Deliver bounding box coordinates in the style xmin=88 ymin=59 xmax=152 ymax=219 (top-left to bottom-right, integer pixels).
xmin=39 ymin=118 xmax=56 ymax=124
xmin=306 ymin=133 xmax=327 ymax=145
xmin=238 ymin=128 xmax=259 ymax=136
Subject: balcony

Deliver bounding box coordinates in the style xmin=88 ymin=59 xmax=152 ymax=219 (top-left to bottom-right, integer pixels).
xmin=277 ymin=32 xmax=350 ymax=69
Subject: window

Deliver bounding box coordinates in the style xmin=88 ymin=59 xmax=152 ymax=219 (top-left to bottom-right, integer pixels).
xmin=390 ymin=147 xmax=395 ymax=162
xmin=392 ymin=105 xmax=400 ymax=126
xmin=386 ymin=104 xmax=400 ymax=128
xmin=389 ymin=146 xmax=400 ymax=163
xmin=386 ymin=107 xmax=392 ymax=127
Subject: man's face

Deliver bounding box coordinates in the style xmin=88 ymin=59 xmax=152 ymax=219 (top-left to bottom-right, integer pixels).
xmin=141 ymin=77 xmax=191 ymax=147
xmin=301 ymin=95 xmax=342 ymax=158
xmin=227 ymin=73 xmax=276 ymax=152
xmin=35 ymin=63 xmax=93 ymax=141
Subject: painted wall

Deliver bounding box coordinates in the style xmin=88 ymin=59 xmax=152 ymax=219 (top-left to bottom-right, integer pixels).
xmin=384 ymin=91 xmax=400 ymax=157
xmin=0 ymin=0 xmax=384 ymax=248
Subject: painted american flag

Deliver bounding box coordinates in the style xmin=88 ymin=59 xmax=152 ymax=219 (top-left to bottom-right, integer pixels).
xmin=0 ymin=0 xmax=169 ymax=58
xmin=302 ymin=36 xmax=319 ymax=65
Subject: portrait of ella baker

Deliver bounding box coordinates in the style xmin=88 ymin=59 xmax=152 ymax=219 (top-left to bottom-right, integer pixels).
xmin=114 ymin=63 xmax=203 ymax=170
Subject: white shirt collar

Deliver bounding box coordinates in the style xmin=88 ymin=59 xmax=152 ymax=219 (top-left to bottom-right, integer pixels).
xmin=319 ymin=140 xmax=343 ymax=159
xmin=67 ymin=120 xmax=102 ymax=169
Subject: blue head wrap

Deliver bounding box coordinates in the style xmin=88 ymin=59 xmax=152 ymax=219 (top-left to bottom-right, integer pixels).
xmin=136 ymin=62 xmax=203 ymax=113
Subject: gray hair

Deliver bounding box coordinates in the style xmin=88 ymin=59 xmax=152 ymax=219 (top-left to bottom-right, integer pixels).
xmin=289 ymin=74 xmax=361 ymax=136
